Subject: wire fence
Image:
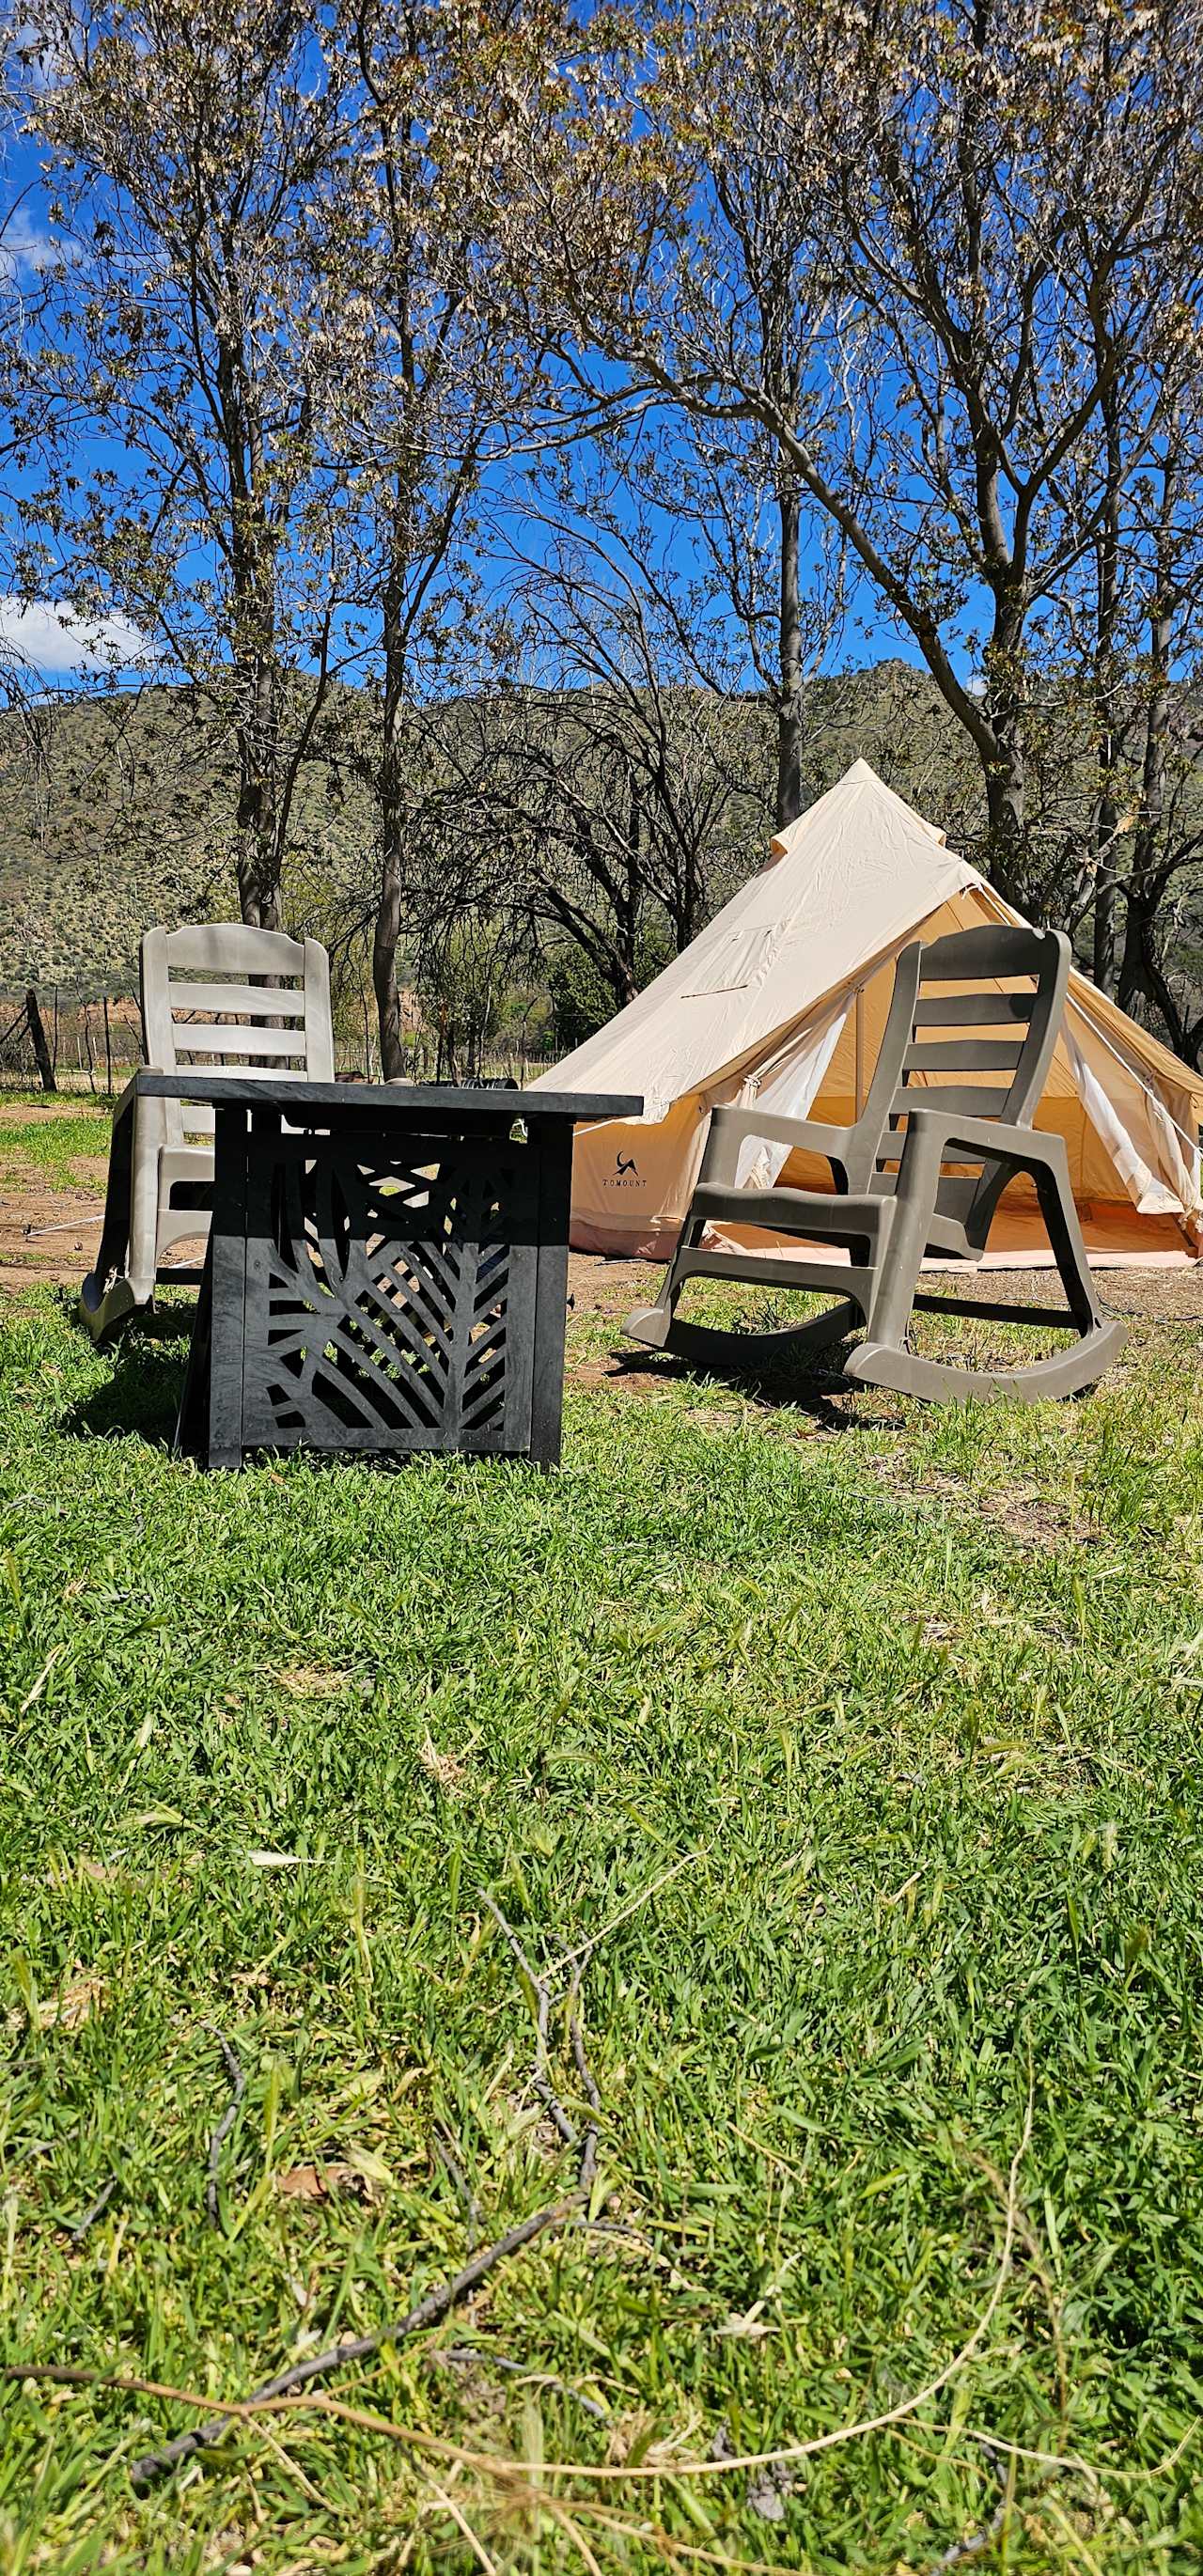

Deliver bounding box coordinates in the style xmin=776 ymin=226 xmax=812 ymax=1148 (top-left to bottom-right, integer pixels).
xmin=0 ymin=986 xmax=561 ymax=1098
xmin=0 ymin=990 xmax=137 ymax=1095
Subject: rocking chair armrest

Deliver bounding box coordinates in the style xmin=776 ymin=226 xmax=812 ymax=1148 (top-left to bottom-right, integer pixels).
xmin=896 ymin=1104 xmax=1063 ymax=1178
xmin=702 ymin=1104 xmax=858 ymax=1189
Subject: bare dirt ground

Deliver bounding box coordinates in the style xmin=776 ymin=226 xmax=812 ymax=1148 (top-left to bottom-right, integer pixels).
xmin=566 ymin=1248 xmax=1203 ymax=1330
xmin=3 ymin=1114 xmax=1199 ymax=1368
xmin=0 ymin=1170 xmax=114 ymax=1296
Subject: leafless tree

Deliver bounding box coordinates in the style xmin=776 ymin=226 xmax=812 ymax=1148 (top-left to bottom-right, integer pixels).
xmin=12 ymin=0 xmax=355 ymax=928
xmin=533 ymin=0 xmax=1203 ymax=1043
xmin=314 ymin=0 xmax=570 ymax=1073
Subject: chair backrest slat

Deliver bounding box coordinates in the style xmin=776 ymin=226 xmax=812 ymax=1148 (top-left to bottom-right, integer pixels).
xmin=889 ymin=1083 xmax=1012 ymax=1121
xmin=140 ymin=922 xmax=335 ymax=1147
xmin=910 ymin=925 xmax=1068 ymax=1130
xmin=903 ymin=1038 xmax=1026 ymax=1075
xmin=171 ymin=1022 xmax=311 ymax=1059
xmin=913 ymin=924 xmax=1046 ymax=979
xmin=913 ymin=991 xmax=1035 ymax=1026
xmin=156 ymin=922 xmax=308 ymax=976
xmin=167 ymin=979 xmax=308 ymax=1020
xmin=868 ymin=923 xmax=1071 ymax=1249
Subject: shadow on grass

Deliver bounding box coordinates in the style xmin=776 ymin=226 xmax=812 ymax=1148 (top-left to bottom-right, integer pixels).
xmin=66 ymin=1315 xmax=193 ymax=1446
xmin=608 ymin=1318 xmax=876 ymax=1430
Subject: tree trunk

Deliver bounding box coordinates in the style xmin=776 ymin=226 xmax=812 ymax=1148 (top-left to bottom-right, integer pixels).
xmin=236 ymin=841 xmax=282 ymax=931
xmin=775 ymin=485 xmax=805 ymax=831
xmin=1090 ymin=362 xmax=1123 ymax=994
xmin=620 ymin=768 xmax=644 ymax=995
xmin=1092 ymin=811 xmax=1118 ymax=992
xmin=1115 ymin=857 xmax=1198 ymax=1063
xmin=1117 ymin=589 xmax=1171 ymax=1024
xmin=235 ymin=669 xmax=282 ymax=930
xmin=218 ymin=304 xmax=284 ymax=933
xmin=373 ymin=836 xmax=405 ymax=1080
xmin=982 ymin=736 xmax=1027 ymax=908
xmin=25 ymin=990 xmax=56 ymax=1093
xmin=373 ymin=584 xmax=408 ymax=1082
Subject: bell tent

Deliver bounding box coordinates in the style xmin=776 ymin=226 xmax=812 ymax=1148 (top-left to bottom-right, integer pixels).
xmin=534 ymin=760 xmax=1203 ymax=1267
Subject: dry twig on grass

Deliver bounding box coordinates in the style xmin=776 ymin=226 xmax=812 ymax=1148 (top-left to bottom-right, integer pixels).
xmin=123 ymin=1894 xmax=605 ymax=2489
xmin=127 ymin=2193 xmax=580 ymax=2489
xmin=482 ymin=1895 xmax=579 ymax=2152
xmin=203 ymin=2026 xmax=245 ymax=2226
xmin=6 ymin=2077 xmax=1036 ymax=2514
xmin=66 ymin=2178 xmax=117 ymax=2246
xmin=568 ymin=1970 xmax=601 ymax=2199
xmin=431 ymin=2345 xmax=610 ymax=2428
xmin=6 ymin=1892 xmax=1036 ymax=2566
xmin=927 ymin=2444 xmax=1009 ymax=2571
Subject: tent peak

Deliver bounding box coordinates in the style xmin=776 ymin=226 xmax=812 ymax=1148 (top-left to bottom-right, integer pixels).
xmin=768 ymin=757 xmax=947 ymax=861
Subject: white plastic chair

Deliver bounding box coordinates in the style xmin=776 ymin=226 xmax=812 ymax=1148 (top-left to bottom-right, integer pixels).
xmin=80 ymin=923 xmax=334 ymax=1341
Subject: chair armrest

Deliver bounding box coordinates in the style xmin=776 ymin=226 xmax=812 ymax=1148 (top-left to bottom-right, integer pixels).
xmin=702 ymin=1104 xmax=858 ymax=1188
xmin=108 ymin=1070 xmax=167 ymax=1166
xmin=111 ymin=1072 xmax=141 ymax=1128
xmin=896 ymin=1104 xmax=1060 ymax=1175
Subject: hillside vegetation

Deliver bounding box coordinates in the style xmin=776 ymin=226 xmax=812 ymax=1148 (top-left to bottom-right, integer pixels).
xmin=0 ymin=683 xmax=376 ymax=999
xmin=0 ymin=664 xmax=964 ymax=1001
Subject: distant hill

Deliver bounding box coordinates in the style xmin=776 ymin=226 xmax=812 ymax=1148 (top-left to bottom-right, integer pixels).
xmin=0 ymin=661 xmax=973 ymax=999
xmin=0 ymin=681 xmax=374 ymax=997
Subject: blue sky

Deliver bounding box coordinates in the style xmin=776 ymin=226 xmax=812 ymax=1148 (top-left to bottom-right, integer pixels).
xmin=1 ymin=122 xmax=939 ymax=698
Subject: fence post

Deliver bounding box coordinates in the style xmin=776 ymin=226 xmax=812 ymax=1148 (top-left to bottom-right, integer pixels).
xmin=24 ymin=990 xmax=57 ymax=1094
xmin=102 ymin=994 xmax=113 ymax=1098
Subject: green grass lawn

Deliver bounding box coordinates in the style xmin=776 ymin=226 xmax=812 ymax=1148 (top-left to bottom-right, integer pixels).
xmin=1 ymin=1286 xmax=1201 ymax=2573
xmin=0 ymin=1109 xmax=116 ymax=1195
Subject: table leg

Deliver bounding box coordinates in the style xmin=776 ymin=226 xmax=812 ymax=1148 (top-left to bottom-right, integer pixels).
xmin=204 ymin=1104 xmax=252 ymax=1468
xmin=528 ymin=1121 xmax=574 ymax=1467
xmin=174 ymin=1242 xmax=213 ymax=1458
xmin=79 ymin=1086 xmax=136 ymax=1342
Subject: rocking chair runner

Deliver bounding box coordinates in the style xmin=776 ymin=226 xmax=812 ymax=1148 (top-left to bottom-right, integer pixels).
xmin=624 ymin=923 xmax=1127 ymax=1401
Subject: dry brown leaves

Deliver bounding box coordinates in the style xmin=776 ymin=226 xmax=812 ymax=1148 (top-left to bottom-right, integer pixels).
xmin=276 ymin=2147 xmax=393 ymax=2206
xmin=274 ymin=1665 xmax=352 ymax=1699
xmin=8 ymin=1973 xmax=106 ymax=2033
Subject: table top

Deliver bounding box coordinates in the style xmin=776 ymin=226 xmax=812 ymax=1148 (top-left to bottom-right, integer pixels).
xmin=132 ymin=1070 xmax=644 ymax=1123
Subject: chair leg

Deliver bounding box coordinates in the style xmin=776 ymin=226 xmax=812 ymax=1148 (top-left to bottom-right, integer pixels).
xmin=642 ymin=1296 xmax=867 ymax=1372
xmin=624 ymin=1215 xmax=706 ymax=1349
xmin=850 ymin=1140 xmax=1126 ymax=1403
xmin=1032 ymin=1157 xmax=1105 ymax=1332
xmin=846 ymin=1328 xmax=1128 ymax=1403
xmin=79 ymin=1098 xmax=160 ymax=1344
xmin=846 ymin=1126 xmax=943 ymax=1372
xmin=624 ymin=1224 xmax=866 ymax=1364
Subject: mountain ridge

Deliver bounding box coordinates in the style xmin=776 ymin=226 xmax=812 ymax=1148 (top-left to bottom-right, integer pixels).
xmin=0 ymin=662 xmax=967 ymax=997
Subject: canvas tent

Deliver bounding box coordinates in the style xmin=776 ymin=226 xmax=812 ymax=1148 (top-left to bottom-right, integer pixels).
xmin=534 ymin=760 xmax=1203 ymax=1267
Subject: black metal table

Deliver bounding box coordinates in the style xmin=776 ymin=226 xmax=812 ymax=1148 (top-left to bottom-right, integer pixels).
xmin=85 ymin=1074 xmax=641 ymax=1469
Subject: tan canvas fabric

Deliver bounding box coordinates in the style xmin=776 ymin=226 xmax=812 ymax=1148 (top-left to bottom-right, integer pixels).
xmin=534 ymin=762 xmax=1203 ymax=1265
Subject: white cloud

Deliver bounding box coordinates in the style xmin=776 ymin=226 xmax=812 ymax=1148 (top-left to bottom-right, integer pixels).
xmin=0 ymin=206 xmax=80 ymax=283
xmin=0 ymin=597 xmax=151 ymax=674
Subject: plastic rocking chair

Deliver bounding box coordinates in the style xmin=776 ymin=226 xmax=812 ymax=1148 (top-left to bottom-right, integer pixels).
xmin=624 ymin=924 xmax=1126 ymax=1403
